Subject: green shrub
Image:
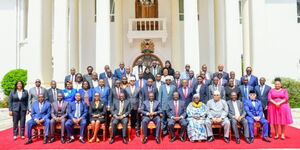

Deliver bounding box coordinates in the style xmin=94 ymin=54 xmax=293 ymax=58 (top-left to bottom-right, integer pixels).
xmin=273 ymin=77 xmax=300 ymax=108
xmin=0 ymin=69 xmax=27 ymax=96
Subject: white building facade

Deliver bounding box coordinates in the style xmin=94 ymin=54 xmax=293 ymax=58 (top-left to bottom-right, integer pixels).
xmin=1 ymin=0 xmax=300 ymax=88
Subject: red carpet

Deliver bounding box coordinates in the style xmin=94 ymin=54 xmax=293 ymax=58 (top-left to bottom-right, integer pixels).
xmin=1 ymin=126 xmax=300 ymax=149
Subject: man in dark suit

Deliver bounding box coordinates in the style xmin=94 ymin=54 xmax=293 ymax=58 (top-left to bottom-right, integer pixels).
xmin=49 ymin=93 xmax=68 ymax=143
xmin=200 ymin=71 xmax=211 ymax=86
xmin=150 ymin=61 xmax=161 ymax=77
xmin=114 ymin=61 xmax=126 ymax=80
xmin=212 ymin=64 xmax=229 ymax=81
xmin=28 ymin=79 xmax=48 ymax=111
xmin=94 ymin=79 xmax=111 ymax=109
xmin=188 ymin=70 xmax=197 ymax=89
xmin=125 ymin=77 xmax=142 ymax=136
xmin=141 ymin=93 xmax=162 ymax=144
xmin=135 ymin=72 xmax=147 ymax=88
xmin=83 ymin=66 xmax=94 ymax=87
xmin=171 ymin=71 xmax=181 ymax=89
xmin=227 ymin=92 xmax=251 ymax=144
xmin=193 ymin=76 xmax=209 ymax=104
xmin=104 ymin=69 xmax=115 ymax=88
xmin=240 ymin=67 xmax=258 ymax=88
xmin=65 ymin=93 xmax=88 ymax=143
xmin=255 ymin=77 xmax=271 ymax=137
xmin=109 ymin=80 xmax=125 ymax=107
xmin=141 ymin=78 xmax=159 ymax=104
xmin=24 ymin=94 xmax=51 ymax=145
xmin=201 ymin=64 xmax=212 ymax=80
xmin=64 ymin=67 xmax=76 ymax=83
xmin=229 ymin=71 xmax=240 ymax=87
xmin=109 ymin=93 xmax=131 ymax=144
xmin=167 ymin=92 xmax=187 ymax=142
xmin=47 ymin=80 xmax=61 ymax=103
xmin=244 ymin=90 xmax=271 ymax=143
xmin=240 ymin=78 xmax=253 ymax=101
xmin=177 ymin=79 xmax=194 ymax=107
xmin=99 ymin=65 xmax=111 ymax=79
xmin=217 ymin=72 xmax=228 ymax=87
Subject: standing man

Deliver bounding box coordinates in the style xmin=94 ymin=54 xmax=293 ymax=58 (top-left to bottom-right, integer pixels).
xmin=109 ymin=80 xmax=125 ymax=107
xmin=172 ymin=71 xmax=181 ymax=89
xmin=213 ymin=64 xmax=229 ymax=81
xmin=153 ymin=74 xmax=164 ymax=91
xmin=47 ymin=80 xmax=61 ymax=103
xmin=125 ymin=66 xmax=135 ymax=81
xmin=158 ymin=76 xmax=176 ymax=136
xmin=49 ymin=93 xmax=69 ymax=143
xmin=140 ymin=93 xmax=162 ymax=144
xmin=133 ymin=59 xmax=146 ymax=77
xmin=83 ymin=66 xmax=94 ymax=87
xmin=240 ymin=78 xmax=254 ymax=101
xmin=188 ymin=70 xmax=197 ymax=89
xmin=94 ymin=79 xmax=111 ymax=109
xmin=217 ymin=72 xmax=228 ymax=87
xmin=109 ymin=93 xmax=131 ymax=144
xmin=150 ymin=61 xmax=161 ymax=77
xmin=114 ymin=62 xmax=126 ymax=80
xmin=229 ymin=71 xmax=240 ymax=87
xmin=167 ymin=92 xmax=187 ymax=142
xmin=99 ymin=65 xmax=111 ymax=79
xmin=135 ymin=72 xmax=147 ymax=89
xmin=201 ymin=64 xmax=211 ymax=80
xmin=208 ymin=77 xmax=226 ymax=100
xmin=65 ymin=93 xmax=88 ymax=143
xmin=200 ymin=71 xmax=211 ymax=86
xmin=180 ymin=64 xmax=191 ymax=80
xmin=104 ymin=69 xmax=115 ymax=88
xmin=24 ymin=94 xmax=51 ymax=144
xmin=28 ymin=79 xmax=48 ymax=111
xmin=65 ymin=67 xmax=76 ymax=83
xmin=227 ymin=92 xmax=251 ymax=144
xmin=240 ymin=67 xmax=258 ymax=88
xmin=177 ymin=79 xmax=194 ymax=107
xmin=141 ymin=78 xmax=159 ymax=103
xmin=91 ymin=72 xmax=99 ymax=88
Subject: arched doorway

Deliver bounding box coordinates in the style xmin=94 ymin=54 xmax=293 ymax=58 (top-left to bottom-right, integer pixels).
xmin=132 ymin=53 xmax=163 ymax=68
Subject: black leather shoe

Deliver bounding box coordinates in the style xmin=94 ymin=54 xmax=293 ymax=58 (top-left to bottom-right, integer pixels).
xmin=179 ymin=136 xmax=185 ymax=142
xmin=155 ymin=137 xmax=161 ymax=144
xmin=24 ymin=139 xmax=32 ymax=145
xmin=49 ymin=137 xmax=55 ymax=143
xmin=109 ymin=138 xmax=115 ymax=144
xmin=249 ymin=137 xmax=254 ymax=143
xmin=263 ymin=137 xmax=271 ymax=143
xmin=224 ymin=137 xmax=230 ymax=143
xmin=207 ymin=136 xmax=215 ymax=142
xmin=169 ymin=136 xmax=176 ymax=142
xmin=68 ymin=138 xmax=75 ymax=143
xmin=61 ymin=137 xmax=65 ymax=144
xmin=142 ymin=137 xmax=148 ymax=144
xmin=43 ymin=137 xmax=48 ymax=144
xmin=235 ymin=138 xmax=240 ymax=144
xmin=122 ymin=138 xmax=128 ymax=144
xmin=245 ymin=138 xmax=251 ymax=144
xmin=79 ymin=138 xmax=86 ymax=143
xmin=136 ymin=131 xmax=140 ymax=137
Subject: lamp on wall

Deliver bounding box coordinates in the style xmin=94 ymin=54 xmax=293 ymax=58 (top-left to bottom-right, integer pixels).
xmin=139 ymin=0 xmax=154 ymax=7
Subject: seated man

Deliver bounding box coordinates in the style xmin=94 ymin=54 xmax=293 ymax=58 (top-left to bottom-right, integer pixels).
xmin=227 ymin=92 xmax=251 ymax=144
xmin=24 ymin=94 xmax=51 ymax=145
xmin=141 ymin=93 xmax=162 ymax=144
xmin=205 ymin=91 xmax=230 ymax=143
xmin=65 ymin=93 xmax=88 ymax=143
xmin=49 ymin=93 xmax=69 ymax=143
xmin=109 ymin=93 xmax=131 ymax=144
xmin=244 ymin=90 xmax=271 ymax=143
xmin=167 ymin=92 xmax=187 ymax=142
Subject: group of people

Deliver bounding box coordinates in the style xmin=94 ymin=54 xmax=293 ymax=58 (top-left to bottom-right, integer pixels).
xmin=8 ymin=60 xmax=293 ymax=145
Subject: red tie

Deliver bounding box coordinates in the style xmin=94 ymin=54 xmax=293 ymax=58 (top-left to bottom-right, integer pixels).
xmin=184 ymin=87 xmax=187 ymax=99
xmin=140 ymin=80 xmax=142 ymax=88
xmin=175 ymin=102 xmax=178 ymax=117
xmin=37 ymin=87 xmax=41 ymax=95
xmin=218 ymin=80 xmax=221 ymax=85
xmin=203 ymin=80 xmax=205 ymax=84
xmin=117 ymin=88 xmax=120 ymax=98
xmin=189 ymin=80 xmax=192 ymax=88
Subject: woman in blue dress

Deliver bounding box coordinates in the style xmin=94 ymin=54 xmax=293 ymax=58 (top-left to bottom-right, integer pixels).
xmin=62 ymin=81 xmax=77 ymax=103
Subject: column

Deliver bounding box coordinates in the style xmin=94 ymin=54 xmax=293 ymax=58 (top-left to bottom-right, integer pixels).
xmin=69 ymin=0 xmax=79 ymax=70
xmin=96 ymin=0 xmax=111 ymax=73
xmin=171 ymin=0 xmax=182 ymax=71
xmin=52 ymin=0 xmax=69 ymax=83
xmin=184 ymin=0 xmax=200 ymax=73
xmin=214 ymin=0 xmax=226 ymax=68
xmin=242 ymin=0 xmax=251 ymax=69
xmin=113 ymin=0 xmax=123 ymax=68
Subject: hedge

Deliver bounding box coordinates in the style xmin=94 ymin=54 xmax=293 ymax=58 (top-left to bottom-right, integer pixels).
xmin=0 ymin=69 xmax=27 ymax=96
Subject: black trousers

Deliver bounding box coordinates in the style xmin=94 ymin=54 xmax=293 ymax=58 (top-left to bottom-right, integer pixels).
xmin=130 ymin=109 xmax=140 ymax=131
xmin=12 ymin=106 xmax=26 ymax=136
xmin=111 ymin=117 xmax=128 ymax=138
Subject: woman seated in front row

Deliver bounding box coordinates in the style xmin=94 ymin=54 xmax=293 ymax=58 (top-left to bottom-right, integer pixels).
xmin=89 ymin=92 xmax=106 ymax=143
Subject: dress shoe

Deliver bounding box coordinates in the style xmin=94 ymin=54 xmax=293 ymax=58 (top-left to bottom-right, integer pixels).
xmin=68 ymin=138 xmax=75 ymax=143
xmin=49 ymin=137 xmax=55 ymax=143
xmin=263 ymin=137 xmax=271 ymax=143
xmin=13 ymin=136 xmax=17 ymax=141
xmin=169 ymin=136 xmax=176 ymax=142
xmin=268 ymin=135 xmax=272 ymax=138
xmin=109 ymin=138 xmax=115 ymax=144
xmin=155 ymin=137 xmax=161 ymax=144
xmin=179 ymin=136 xmax=185 ymax=142
xmin=142 ymin=137 xmax=148 ymax=144
xmin=235 ymin=138 xmax=240 ymax=144
xmin=79 ymin=138 xmax=86 ymax=143
xmin=245 ymin=138 xmax=251 ymax=144
xmin=136 ymin=131 xmax=140 ymax=137
xmin=24 ymin=139 xmax=33 ymax=145
xmin=207 ymin=136 xmax=215 ymax=142
xmin=122 ymin=138 xmax=128 ymax=144
xmin=224 ymin=137 xmax=230 ymax=143
xmin=21 ymin=136 xmax=25 ymax=140
xmin=43 ymin=137 xmax=48 ymax=144
xmin=61 ymin=137 xmax=66 ymax=144
xmin=249 ymin=137 xmax=254 ymax=143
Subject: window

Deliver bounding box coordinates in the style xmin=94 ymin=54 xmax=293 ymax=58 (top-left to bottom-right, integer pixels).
xmin=297 ymin=0 xmax=300 ymax=23
xmin=239 ymin=0 xmax=242 ymax=24
xmin=179 ymin=0 xmax=184 ymax=21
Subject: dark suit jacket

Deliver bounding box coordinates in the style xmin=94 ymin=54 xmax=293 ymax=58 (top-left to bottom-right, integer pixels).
xmin=78 ymin=89 xmax=94 ymax=104
xmin=109 ymin=87 xmax=125 ymax=107
xmin=188 ymin=77 xmax=197 ymax=89
xmin=30 ymin=101 xmax=51 ymax=120
xmin=240 ymin=75 xmax=258 ymax=88
xmin=141 ymin=85 xmax=159 ymax=103
xmin=171 ymin=78 xmax=181 ymax=89
xmin=93 ymin=86 xmax=110 ymax=106
xmin=167 ymin=100 xmax=186 ymax=119
xmin=65 ymin=74 xmax=76 ymax=83
xmin=104 ymin=77 xmax=116 ymax=88
xmin=114 ymin=68 xmax=126 ymax=80
xmin=124 ymin=86 xmax=142 ymax=110
xmin=227 ymin=100 xmax=246 ymax=119
xmin=47 ymin=88 xmax=62 ymax=103
xmin=111 ymin=100 xmax=131 ymax=117
xmin=8 ymin=89 xmax=29 ymax=112
xmin=192 ymin=84 xmax=209 ymax=104
xmin=213 ymin=71 xmax=229 ymax=81
xmin=239 ymin=85 xmax=254 ymax=101
xmin=89 ymin=100 xmax=106 ymax=118
xmin=51 ymin=100 xmax=68 ymax=119
xmin=255 ymin=85 xmax=271 ymax=109
xmin=140 ymin=100 xmax=162 ymax=116
xmin=135 ymin=79 xmax=147 ymax=88
xmin=68 ymin=101 xmax=88 ymax=119
xmin=177 ymin=87 xmax=194 ymax=107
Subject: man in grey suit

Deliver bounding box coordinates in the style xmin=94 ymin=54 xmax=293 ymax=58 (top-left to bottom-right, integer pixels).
xmin=167 ymin=92 xmax=187 ymax=142
xmin=230 ymin=71 xmax=240 ymax=87
xmin=109 ymin=80 xmax=125 ymax=107
xmin=83 ymin=66 xmax=94 ymax=87
xmin=47 ymin=80 xmax=61 ymax=103
xmin=158 ymin=76 xmax=176 ymax=136
xmin=125 ymin=77 xmax=142 ymax=136
xmin=104 ymin=69 xmax=115 ymax=88
xmin=150 ymin=61 xmax=161 ymax=77
xmin=208 ymin=77 xmax=226 ymax=100
xmin=109 ymin=93 xmax=131 ymax=144
xmin=49 ymin=93 xmax=69 ymax=143
xmin=227 ymin=92 xmax=251 ymax=144
xmin=28 ymin=79 xmax=48 ymax=111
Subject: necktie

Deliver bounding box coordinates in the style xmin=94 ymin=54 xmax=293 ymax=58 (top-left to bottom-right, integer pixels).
xmin=189 ymin=80 xmax=192 ymax=88
xmin=37 ymin=87 xmax=41 ymax=95
xmin=150 ymin=102 xmax=153 ymax=113
xmin=176 ymin=79 xmax=179 ymax=88
xmin=175 ymin=101 xmax=178 ymax=117
xmin=76 ymin=103 xmax=80 ymax=118
xmin=117 ymin=88 xmax=120 ymax=98
xmin=245 ymin=86 xmax=248 ymax=98
xmin=140 ymin=80 xmax=142 ymax=88
xmin=53 ymin=89 xmax=57 ymax=101
xmin=184 ymin=87 xmax=187 ymax=99
xmin=119 ymin=101 xmax=123 ymax=115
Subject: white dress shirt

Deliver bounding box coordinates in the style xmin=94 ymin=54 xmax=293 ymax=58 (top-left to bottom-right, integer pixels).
xmin=232 ymin=101 xmax=240 ymax=117
xmin=17 ymin=90 xmax=23 ymax=100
